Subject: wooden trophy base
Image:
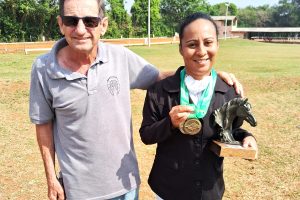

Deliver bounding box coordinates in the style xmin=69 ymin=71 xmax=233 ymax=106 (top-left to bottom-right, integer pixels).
xmin=209 ymin=140 xmax=257 ymax=160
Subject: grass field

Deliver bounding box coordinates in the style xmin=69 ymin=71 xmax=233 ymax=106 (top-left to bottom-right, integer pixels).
xmin=0 ymin=39 xmax=299 ymax=199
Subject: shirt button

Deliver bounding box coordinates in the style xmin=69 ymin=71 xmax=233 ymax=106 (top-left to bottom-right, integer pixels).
xmin=194 ymin=160 xmax=200 ymax=165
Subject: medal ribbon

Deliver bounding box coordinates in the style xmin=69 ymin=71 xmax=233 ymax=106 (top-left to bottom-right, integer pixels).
xmin=180 ymin=68 xmax=217 ymax=119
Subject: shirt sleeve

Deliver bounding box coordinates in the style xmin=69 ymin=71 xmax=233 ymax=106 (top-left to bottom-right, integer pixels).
xmin=124 ymin=47 xmax=159 ymax=90
xmin=29 ymin=58 xmax=54 ymax=124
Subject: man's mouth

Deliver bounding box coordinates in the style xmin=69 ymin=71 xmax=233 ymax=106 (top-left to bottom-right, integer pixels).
xmin=74 ymin=37 xmax=90 ymax=41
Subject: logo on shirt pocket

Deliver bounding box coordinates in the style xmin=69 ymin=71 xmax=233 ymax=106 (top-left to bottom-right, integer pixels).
xmin=107 ymin=76 xmax=120 ymax=96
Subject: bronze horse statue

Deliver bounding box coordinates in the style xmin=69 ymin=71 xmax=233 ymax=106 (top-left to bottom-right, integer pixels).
xmin=214 ymin=98 xmax=257 ymax=145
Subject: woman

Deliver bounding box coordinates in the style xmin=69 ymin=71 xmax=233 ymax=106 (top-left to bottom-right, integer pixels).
xmin=139 ymin=12 xmax=257 ymax=200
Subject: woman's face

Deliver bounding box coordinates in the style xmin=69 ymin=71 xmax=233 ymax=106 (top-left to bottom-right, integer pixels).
xmin=180 ymin=19 xmax=219 ymax=80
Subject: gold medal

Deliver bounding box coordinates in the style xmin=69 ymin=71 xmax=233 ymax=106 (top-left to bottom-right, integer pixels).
xmin=179 ymin=118 xmax=202 ymax=135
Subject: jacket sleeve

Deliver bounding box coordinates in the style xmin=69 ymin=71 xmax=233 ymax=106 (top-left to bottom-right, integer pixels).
xmin=232 ymin=118 xmax=255 ymax=141
xmin=139 ymin=87 xmax=175 ymax=145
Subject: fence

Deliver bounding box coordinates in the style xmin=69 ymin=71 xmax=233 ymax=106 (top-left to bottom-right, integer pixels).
xmin=0 ymin=37 xmax=180 ymax=54
xmin=250 ymin=36 xmax=300 ymax=44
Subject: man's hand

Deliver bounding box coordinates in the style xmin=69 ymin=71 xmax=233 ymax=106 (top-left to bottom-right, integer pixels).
xmin=48 ymin=178 xmax=65 ymax=200
xmin=36 ymin=123 xmax=65 ymax=199
xmin=217 ymin=71 xmax=244 ymax=97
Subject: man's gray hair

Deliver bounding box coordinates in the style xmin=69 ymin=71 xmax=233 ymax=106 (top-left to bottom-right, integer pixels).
xmin=59 ymin=0 xmax=105 ymax=18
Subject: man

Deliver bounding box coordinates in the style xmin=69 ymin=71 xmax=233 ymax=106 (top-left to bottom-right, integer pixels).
xmin=29 ymin=0 xmax=243 ymax=199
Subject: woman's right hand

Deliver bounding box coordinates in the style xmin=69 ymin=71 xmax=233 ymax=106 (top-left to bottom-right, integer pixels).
xmin=169 ymin=105 xmax=194 ymax=128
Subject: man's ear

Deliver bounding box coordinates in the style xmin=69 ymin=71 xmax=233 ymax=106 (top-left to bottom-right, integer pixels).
xmin=57 ymin=15 xmax=64 ymax=35
xmin=100 ymin=17 xmax=108 ymax=36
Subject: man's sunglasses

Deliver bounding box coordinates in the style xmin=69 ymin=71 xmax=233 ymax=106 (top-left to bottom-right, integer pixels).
xmin=61 ymin=16 xmax=101 ymax=28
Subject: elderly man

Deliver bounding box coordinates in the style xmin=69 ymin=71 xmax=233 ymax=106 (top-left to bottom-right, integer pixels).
xmin=29 ymin=0 xmax=242 ymax=199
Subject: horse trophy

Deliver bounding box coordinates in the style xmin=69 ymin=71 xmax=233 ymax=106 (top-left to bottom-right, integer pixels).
xmin=210 ymin=98 xmax=257 ymax=159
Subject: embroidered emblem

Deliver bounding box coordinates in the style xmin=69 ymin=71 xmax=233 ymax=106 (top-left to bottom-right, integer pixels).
xmin=107 ymin=76 xmax=120 ymax=96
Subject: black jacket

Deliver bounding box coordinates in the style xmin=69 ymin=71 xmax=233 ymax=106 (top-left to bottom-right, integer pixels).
xmin=139 ymin=66 xmax=253 ymax=200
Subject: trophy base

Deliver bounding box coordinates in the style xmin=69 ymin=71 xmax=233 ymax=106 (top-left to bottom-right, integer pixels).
xmin=209 ymin=140 xmax=257 ymax=160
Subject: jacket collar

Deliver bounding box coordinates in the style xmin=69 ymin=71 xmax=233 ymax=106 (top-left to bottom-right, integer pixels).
xmin=162 ymin=66 xmax=230 ymax=94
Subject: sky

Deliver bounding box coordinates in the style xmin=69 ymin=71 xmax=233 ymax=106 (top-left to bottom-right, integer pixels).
xmin=124 ymin=0 xmax=280 ymax=12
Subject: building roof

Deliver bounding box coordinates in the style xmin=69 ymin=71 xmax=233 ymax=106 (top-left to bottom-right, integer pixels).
xmin=212 ymin=16 xmax=237 ymax=21
xmin=232 ymin=27 xmax=300 ymax=32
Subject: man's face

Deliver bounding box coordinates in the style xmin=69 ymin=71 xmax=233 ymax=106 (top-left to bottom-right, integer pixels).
xmin=58 ymin=0 xmax=107 ymax=54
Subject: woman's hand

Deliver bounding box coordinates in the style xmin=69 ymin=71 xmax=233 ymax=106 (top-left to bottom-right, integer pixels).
xmin=217 ymin=71 xmax=244 ymax=97
xmin=169 ymin=105 xmax=194 ymax=128
xmin=242 ymin=136 xmax=258 ymax=159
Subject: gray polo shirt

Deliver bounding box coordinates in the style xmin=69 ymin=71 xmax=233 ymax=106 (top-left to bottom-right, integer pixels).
xmin=29 ymin=39 xmax=159 ymax=199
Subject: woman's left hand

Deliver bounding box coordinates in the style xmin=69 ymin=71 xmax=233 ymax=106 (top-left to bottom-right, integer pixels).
xmin=217 ymin=71 xmax=244 ymax=97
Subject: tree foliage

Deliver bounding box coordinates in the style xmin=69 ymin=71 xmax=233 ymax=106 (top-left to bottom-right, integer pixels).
xmin=0 ymin=0 xmax=59 ymax=42
xmin=209 ymin=3 xmax=237 ymax=16
xmin=271 ymin=0 xmax=300 ymax=26
xmin=160 ymin=0 xmax=210 ymax=34
xmin=131 ymin=0 xmax=163 ymax=37
xmin=237 ymin=5 xmax=274 ymax=27
xmin=105 ymin=0 xmax=132 ymax=38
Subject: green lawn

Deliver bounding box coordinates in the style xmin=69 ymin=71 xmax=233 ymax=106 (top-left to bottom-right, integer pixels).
xmin=0 ymin=39 xmax=299 ymax=199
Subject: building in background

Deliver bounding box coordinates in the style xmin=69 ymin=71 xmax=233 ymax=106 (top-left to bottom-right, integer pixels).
xmin=212 ymin=16 xmax=300 ymax=42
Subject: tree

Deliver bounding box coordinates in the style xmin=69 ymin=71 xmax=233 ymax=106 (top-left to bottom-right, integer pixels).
xmin=37 ymin=0 xmax=60 ymax=41
xmin=0 ymin=0 xmax=32 ymax=41
xmin=237 ymin=5 xmax=274 ymax=27
xmin=293 ymin=0 xmax=300 ymax=25
xmin=150 ymin=0 xmax=164 ymax=37
xmin=0 ymin=0 xmax=60 ymax=42
xmin=130 ymin=0 xmax=147 ymax=36
xmin=160 ymin=0 xmax=210 ymax=35
xmin=272 ymin=0 xmax=300 ymax=27
xmin=105 ymin=0 xmax=132 ymax=38
xmin=131 ymin=0 xmax=163 ymax=37
xmin=209 ymin=3 xmax=237 ymax=16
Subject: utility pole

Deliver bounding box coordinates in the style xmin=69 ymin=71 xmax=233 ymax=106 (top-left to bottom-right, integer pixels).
xmin=225 ymin=2 xmax=230 ymax=40
xmin=148 ymin=0 xmax=151 ymax=47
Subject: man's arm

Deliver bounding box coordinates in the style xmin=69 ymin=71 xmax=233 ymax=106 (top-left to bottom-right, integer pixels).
xmin=217 ymin=71 xmax=244 ymax=97
xmin=36 ymin=122 xmax=65 ymax=200
xmin=156 ymin=71 xmax=175 ymax=81
xmin=157 ymin=71 xmax=244 ymax=97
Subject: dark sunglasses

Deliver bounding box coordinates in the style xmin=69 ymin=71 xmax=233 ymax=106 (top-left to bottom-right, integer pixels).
xmin=61 ymin=16 xmax=101 ymax=28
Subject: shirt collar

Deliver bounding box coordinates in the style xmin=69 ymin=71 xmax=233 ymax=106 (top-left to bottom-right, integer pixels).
xmin=162 ymin=66 xmax=230 ymax=94
xmin=185 ymin=74 xmax=211 ymax=95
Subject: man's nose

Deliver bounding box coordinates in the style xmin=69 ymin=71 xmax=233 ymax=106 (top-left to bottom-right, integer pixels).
xmin=74 ymin=19 xmax=86 ymax=34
